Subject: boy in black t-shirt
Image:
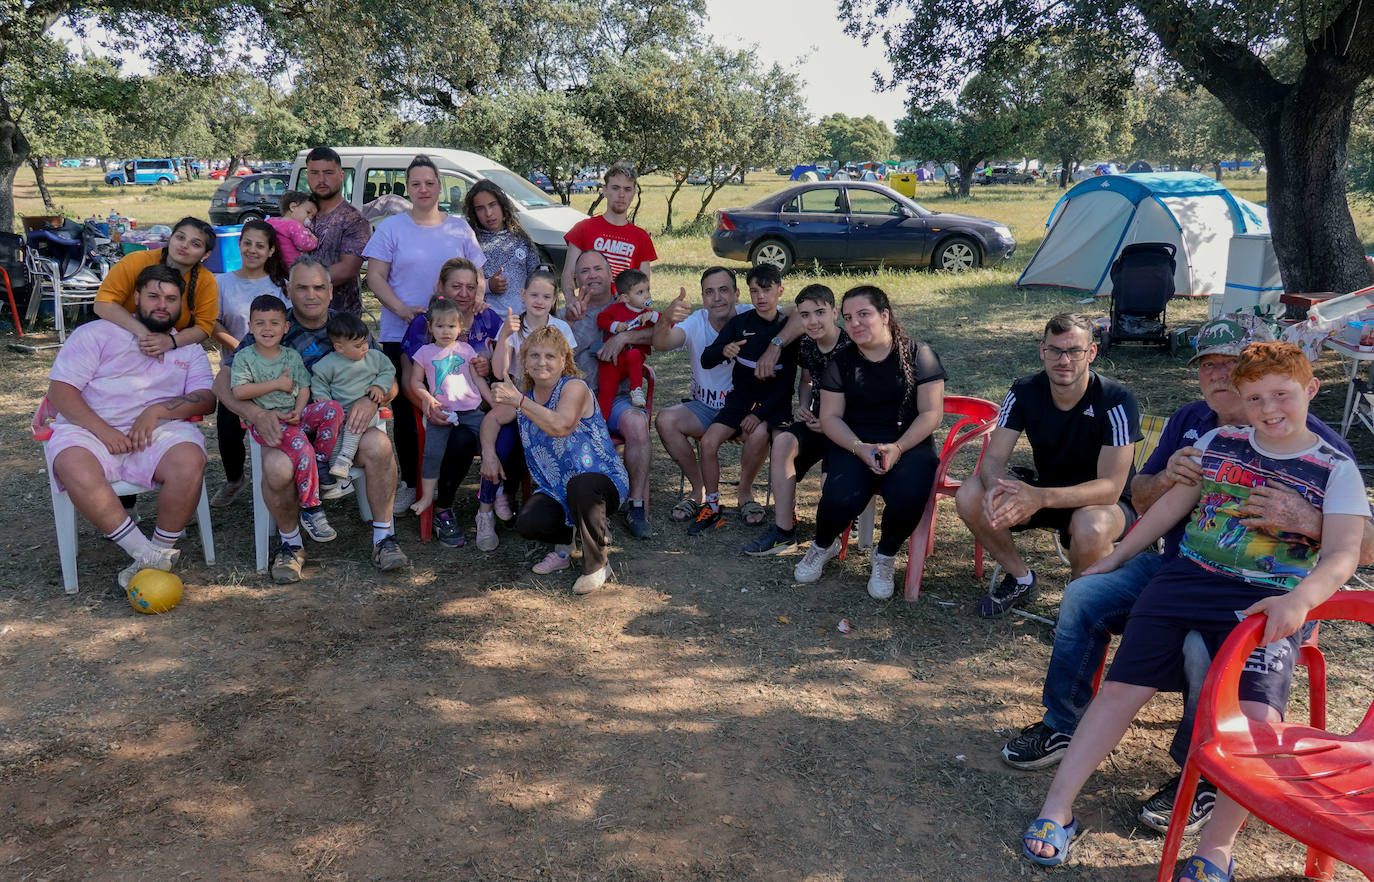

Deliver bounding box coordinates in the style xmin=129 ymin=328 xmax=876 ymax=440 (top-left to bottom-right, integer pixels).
xmin=745 ymin=284 xmax=849 ymax=555
xmin=690 ymin=264 xmax=799 ymax=534
xmin=955 ymin=313 xmax=1142 ymax=617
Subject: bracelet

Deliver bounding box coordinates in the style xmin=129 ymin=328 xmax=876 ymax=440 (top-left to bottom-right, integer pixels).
xmin=517 ymin=397 xmax=524 ymax=412
xmin=167 ymin=332 xmax=177 ymax=348
xmin=850 ymin=438 xmax=861 ymax=454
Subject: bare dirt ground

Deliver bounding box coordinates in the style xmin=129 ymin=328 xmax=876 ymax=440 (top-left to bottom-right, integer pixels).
xmin=2 ymin=290 xmax=1371 ymax=881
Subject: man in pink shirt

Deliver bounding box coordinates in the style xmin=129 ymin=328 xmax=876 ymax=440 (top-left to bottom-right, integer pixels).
xmin=44 ymin=264 xmax=216 ymax=589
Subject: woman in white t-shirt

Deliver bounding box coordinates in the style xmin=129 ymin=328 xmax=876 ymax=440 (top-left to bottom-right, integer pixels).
xmin=363 ymin=155 xmax=488 ymax=498
xmin=209 ymin=219 xmax=289 ymax=507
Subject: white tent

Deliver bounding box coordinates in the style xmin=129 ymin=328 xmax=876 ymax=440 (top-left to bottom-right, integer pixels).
xmin=1017 ymin=173 xmax=1271 ymax=298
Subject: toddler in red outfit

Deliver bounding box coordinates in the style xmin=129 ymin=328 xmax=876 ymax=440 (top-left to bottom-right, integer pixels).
xmin=595 ymin=268 xmax=659 ymax=419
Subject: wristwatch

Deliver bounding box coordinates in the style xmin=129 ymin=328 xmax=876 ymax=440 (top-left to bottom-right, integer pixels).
xmin=770 ymin=335 xmax=783 ymax=347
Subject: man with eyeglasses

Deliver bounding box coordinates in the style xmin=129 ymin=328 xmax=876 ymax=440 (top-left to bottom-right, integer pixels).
xmin=998 ymin=314 xmax=1374 ymax=835
xmin=956 ymin=312 xmax=1141 ymax=617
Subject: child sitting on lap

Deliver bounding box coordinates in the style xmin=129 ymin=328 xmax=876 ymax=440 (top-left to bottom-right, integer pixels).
xmin=266 ymin=191 xmax=319 ymax=268
xmin=232 ymin=295 xmax=345 ymax=544
xmin=308 ymin=311 xmax=397 ymax=479
xmin=595 ymin=268 xmax=659 ymax=417
xmin=408 ymin=294 xmax=493 ymax=524
xmin=1019 ymin=341 xmax=1368 ymax=881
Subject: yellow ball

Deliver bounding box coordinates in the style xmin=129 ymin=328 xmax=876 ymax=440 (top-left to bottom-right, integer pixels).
xmin=126 ymin=569 xmax=183 ymax=614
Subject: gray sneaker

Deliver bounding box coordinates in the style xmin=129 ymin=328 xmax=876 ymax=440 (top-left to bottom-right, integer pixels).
xmin=1138 ymin=774 xmax=1217 ymax=835
xmin=117 ymin=546 xmax=180 ymax=590
xmin=270 ymin=542 xmax=305 ymax=584
xmin=318 ymin=475 xmax=354 ymax=501
xmin=300 ymin=507 xmax=336 ymax=543
xmin=372 ymin=534 xmax=410 ymax=571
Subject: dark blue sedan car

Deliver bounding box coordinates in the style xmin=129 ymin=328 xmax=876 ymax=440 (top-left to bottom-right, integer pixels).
xmin=710 ymin=182 xmax=1016 ymax=272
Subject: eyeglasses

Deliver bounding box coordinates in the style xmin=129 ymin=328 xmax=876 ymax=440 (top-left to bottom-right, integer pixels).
xmin=1041 ymin=345 xmax=1091 ymax=362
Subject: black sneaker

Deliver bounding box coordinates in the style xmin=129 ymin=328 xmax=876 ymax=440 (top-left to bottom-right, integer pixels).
xmin=979 ymin=570 xmax=1037 ymax=618
xmin=624 ymin=502 xmax=653 ymax=539
xmin=1138 ymin=774 xmax=1217 ymax=835
xmin=1001 ymin=720 xmax=1072 ymax=769
xmin=433 ymin=509 xmax=464 ymax=548
xmin=743 ymin=525 xmax=798 ymax=556
xmin=686 ymin=504 xmax=724 ymax=535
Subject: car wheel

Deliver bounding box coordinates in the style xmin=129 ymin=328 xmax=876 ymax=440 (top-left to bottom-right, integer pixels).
xmin=156 ymin=177 xmax=170 ymax=186
xmin=749 ymin=239 xmax=794 ymax=273
xmin=238 ymin=211 xmax=264 ymax=224
xmin=108 ymin=179 xmax=123 ymax=187
xmin=933 ymin=237 xmax=979 ymax=272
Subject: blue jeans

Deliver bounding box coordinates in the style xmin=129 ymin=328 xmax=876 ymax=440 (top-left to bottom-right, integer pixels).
xmin=1042 ymin=552 xmax=1166 ymax=736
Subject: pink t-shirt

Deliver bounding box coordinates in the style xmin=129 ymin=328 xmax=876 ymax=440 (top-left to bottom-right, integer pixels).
xmin=47 ymin=320 xmax=215 ymax=431
xmin=412 ymin=341 xmax=483 ymax=412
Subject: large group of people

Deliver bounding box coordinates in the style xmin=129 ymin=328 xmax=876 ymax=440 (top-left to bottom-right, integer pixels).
xmin=39 ymin=147 xmax=1374 ymax=882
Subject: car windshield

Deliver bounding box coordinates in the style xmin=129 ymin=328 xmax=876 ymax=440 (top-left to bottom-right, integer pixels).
xmin=477 ymin=169 xmax=555 ymax=208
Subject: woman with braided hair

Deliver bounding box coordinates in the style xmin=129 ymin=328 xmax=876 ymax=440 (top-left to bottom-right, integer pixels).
xmin=94 ymin=216 xmax=219 ymax=355
xmin=792 ymin=285 xmax=947 ymax=599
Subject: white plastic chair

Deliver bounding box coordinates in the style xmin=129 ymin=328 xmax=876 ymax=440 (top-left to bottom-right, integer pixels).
xmin=247 ymin=415 xmax=384 ymax=573
xmin=32 ymin=399 xmax=215 ymax=595
xmin=23 ymin=248 xmax=103 ymax=343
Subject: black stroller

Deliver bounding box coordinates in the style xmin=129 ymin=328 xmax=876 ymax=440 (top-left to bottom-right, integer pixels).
xmin=1100 ymin=242 xmax=1177 ymax=354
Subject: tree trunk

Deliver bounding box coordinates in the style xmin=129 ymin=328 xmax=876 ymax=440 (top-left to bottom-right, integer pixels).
xmin=0 ymin=115 xmax=31 ymax=233
xmin=663 ymin=178 xmax=687 ymax=232
xmin=956 ymin=158 xmax=978 ymax=197
xmin=630 ymin=189 xmax=642 ymax=225
xmin=1059 ymin=155 xmax=1073 ymax=189
xmin=28 ymin=157 xmax=56 ymax=211
xmin=693 ymin=168 xmax=739 ymax=222
xmin=586 ymin=192 xmax=604 ymax=216
xmin=225 ymin=155 xmax=241 ymax=177
xmin=1259 ymin=91 xmax=1373 ymax=294
xmin=1213 ymin=160 xmax=1222 ymax=181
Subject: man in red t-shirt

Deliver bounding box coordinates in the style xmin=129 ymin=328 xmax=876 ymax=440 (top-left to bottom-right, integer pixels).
xmin=561 ymin=161 xmax=657 ymax=303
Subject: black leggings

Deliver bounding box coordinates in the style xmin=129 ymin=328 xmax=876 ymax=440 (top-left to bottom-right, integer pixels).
xmin=814 ymin=443 xmax=939 ymax=555
xmin=434 ymin=426 xmax=480 ymax=510
xmin=382 ymin=342 xmax=419 ymax=488
xmin=516 ymin=472 xmax=621 ymax=573
xmin=216 ymin=398 xmax=247 ymax=482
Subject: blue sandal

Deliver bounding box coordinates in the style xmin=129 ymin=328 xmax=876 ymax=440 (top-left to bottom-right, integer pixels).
xmin=1178 ymin=855 xmax=1232 ymax=882
xmin=1021 ymin=816 xmax=1080 ymax=866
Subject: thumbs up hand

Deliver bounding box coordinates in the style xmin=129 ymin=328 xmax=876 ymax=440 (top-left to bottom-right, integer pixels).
xmin=488 ymin=266 xmax=507 ymax=295
xmin=664 ymin=286 xmax=691 ymax=324
xmin=491 ymin=376 xmax=523 ymax=408
xmin=502 ymin=306 xmax=521 ymax=338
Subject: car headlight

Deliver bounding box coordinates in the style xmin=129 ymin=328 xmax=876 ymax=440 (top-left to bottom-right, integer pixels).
xmin=992 ymin=225 xmax=1014 ymax=241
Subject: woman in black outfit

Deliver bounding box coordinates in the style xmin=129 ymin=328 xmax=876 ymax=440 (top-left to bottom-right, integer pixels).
xmin=792 ymin=285 xmax=946 ymax=599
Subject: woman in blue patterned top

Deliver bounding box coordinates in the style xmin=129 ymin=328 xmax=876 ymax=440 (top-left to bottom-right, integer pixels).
xmin=465 ymin=180 xmax=543 ymax=316
xmin=490 ymin=325 xmax=629 ymax=594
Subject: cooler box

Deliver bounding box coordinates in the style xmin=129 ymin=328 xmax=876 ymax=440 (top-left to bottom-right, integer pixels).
xmin=202 ymin=224 xmax=243 ymax=273
xmin=889 ymin=173 xmax=918 ymax=197
xmin=1214 ymin=232 xmax=1283 ymax=318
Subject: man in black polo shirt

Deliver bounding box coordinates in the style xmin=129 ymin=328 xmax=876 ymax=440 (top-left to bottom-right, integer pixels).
xmin=956 ymin=313 xmax=1141 ymax=617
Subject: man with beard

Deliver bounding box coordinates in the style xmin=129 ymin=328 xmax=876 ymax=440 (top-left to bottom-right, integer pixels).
xmin=303 ymin=146 xmax=371 ymax=316
xmin=956 ymin=312 xmax=1142 ymax=617
xmin=43 ymin=265 xmax=216 ymax=588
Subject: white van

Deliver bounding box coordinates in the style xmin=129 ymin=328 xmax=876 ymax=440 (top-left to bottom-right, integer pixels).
xmin=289 ymin=147 xmax=587 ymax=270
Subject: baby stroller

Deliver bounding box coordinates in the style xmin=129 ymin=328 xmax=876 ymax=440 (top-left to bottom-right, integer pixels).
xmin=1100 ymin=242 xmax=1177 ymax=354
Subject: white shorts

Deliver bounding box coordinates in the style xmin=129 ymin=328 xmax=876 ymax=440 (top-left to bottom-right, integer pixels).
xmin=45 ymin=421 xmax=206 ymax=492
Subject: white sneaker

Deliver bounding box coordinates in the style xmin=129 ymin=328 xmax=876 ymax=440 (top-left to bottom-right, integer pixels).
xmin=328 ymin=455 xmax=354 ymax=479
xmin=393 ymin=483 xmax=416 ymax=515
xmin=572 ymin=566 xmax=609 ymax=595
xmin=868 ymin=552 xmax=896 ymax=600
xmin=475 ymin=511 xmax=499 ymax=551
xmin=794 ymin=538 xmax=840 ymax=583
xmin=629 ymin=386 xmax=647 ymax=408
xmin=118 ymin=546 xmax=181 ymax=590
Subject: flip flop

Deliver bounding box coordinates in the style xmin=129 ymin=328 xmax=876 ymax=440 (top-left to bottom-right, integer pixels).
xmin=1177 ymin=855 xmax=1233 ymax=882
xmin=1021 ymin=816 xmax=1080 ymax=867
xmin=740 ymin=500 xmax=767 ymax=526
xmin=670 ymin=498 xmax=699 ymax=522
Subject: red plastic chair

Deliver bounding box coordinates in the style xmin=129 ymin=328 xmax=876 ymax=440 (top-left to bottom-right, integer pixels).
xmin=1157 ymin=592 xmax=1374 ymax=882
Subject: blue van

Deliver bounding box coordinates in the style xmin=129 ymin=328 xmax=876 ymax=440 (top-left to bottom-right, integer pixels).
xmin=105 ymin=159 xmax=180 ymax=187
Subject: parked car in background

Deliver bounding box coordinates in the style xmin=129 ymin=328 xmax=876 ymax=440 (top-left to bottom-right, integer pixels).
xmin=257 ymin=161 xmax=291 ymax=174
xmin=209 ymin=173 xmax=290 ymax=225
xmin=529 ymin=171 xmax=556 ymax=193
xmin=290 ymin=146 xmax=587 ymax=270
xmin=710 ymin=181 xmax=1016 ymax=273
xmin=208 ymin=166 xmax=256 ymax=180
xmin=977 ymin=165 xmax=1037 ymax=185
xmin=105 ymin=158 xmax=180 ymax=186
xmin=59 ymin=159 xmax=82 ymax=168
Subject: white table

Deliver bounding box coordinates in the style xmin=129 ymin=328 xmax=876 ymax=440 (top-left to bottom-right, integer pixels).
xmin=1322 ymin=336 xmax=1374 ymax=436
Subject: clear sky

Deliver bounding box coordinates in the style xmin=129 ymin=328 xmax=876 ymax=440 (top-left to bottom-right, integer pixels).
xmin=702 ymin=0 xmax=909 ymax=126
